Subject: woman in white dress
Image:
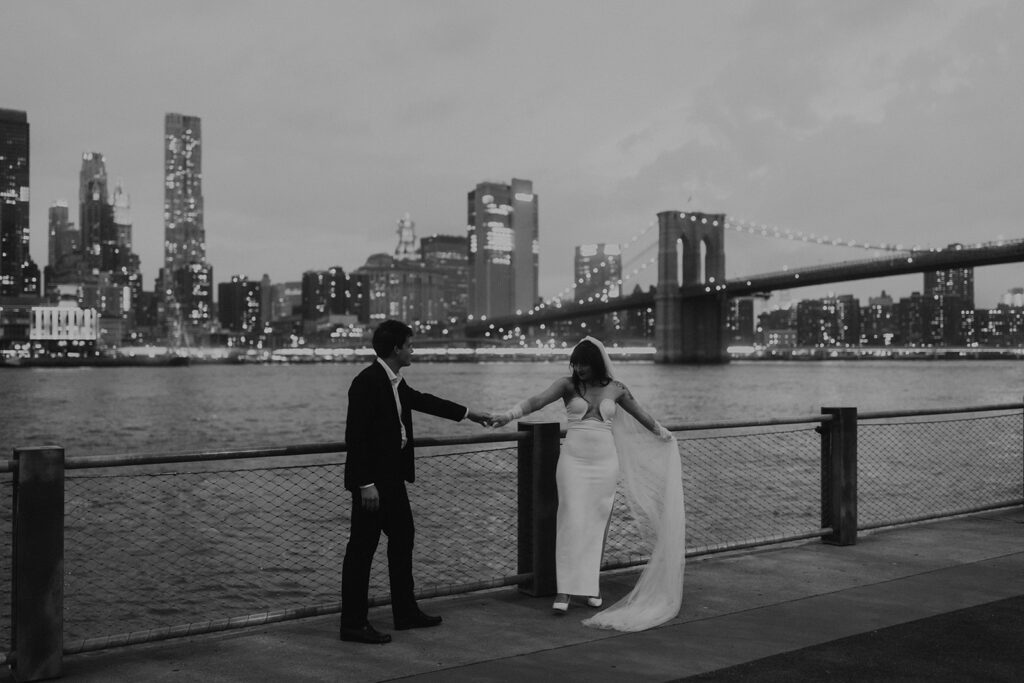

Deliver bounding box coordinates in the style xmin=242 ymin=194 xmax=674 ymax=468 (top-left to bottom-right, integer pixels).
xmin=494 ymin=337 xmax=686 ymax=632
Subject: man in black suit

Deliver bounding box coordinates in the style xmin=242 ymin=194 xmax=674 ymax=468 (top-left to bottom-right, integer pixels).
xmin=340 ymin=319 xmax=491 ymax=644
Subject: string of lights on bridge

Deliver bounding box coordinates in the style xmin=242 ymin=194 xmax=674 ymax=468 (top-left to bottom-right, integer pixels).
xmin=490 ymin=211 xmax=1015 ymax=325
xmin=512 ymin=213 xmax=916 ymax=318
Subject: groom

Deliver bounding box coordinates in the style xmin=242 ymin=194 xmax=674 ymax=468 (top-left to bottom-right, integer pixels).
xmin=340 ymin=319 xmax=491 ymax=644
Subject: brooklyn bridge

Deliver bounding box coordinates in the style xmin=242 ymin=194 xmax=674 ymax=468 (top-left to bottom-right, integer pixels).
xmin=465 ymin=210 xmax=1024 ymax=363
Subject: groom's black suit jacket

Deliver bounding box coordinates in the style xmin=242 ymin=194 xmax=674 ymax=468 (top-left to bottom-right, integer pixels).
xmin=344 ymin=360 xmax=467 ymax=492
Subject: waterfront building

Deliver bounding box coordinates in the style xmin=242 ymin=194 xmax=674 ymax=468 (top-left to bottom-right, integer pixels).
xmin=260 ymin=274 xmax=272 ymax=328
xmin=345 ymin=271 xmax=369 ymax=324
xmin=162 ymin=113 xmax=208 ymax=330
xmin=796 ymin=295 xmax=860 ymax=347
xmin=298 ymin=266 xmax=368 ymax=338
xmin=977 ymin=305 xmax=1024 ymax=347
xmin=755 ymin=307 xmax=797 ymax=347
xmin=325 ymin=267 xmax=348 ymax=315
xmin=355 ymin=253 xmax=444 ymax=330
xmin=896 ymin=292 xmax=927 ymax=346
xmin=574 ymin=243 xmax=622 ymax=303
xmin=420 ymin=234 xmax=469 ymax=323
xmin=218 ymin=275 xmax=261 ymax=343
xmin=270 ymin=281 xmax=302 ymax=322
xmin=0 ymin=108 xmax=37 ymax=298
xmin=957 ymin=307 xmax=978 ymax=347
xmin=467 ymin=178 xmax=538 ymax=319
xmin=0 ymin=302 xmax=99 ymax=359
xmin=301 ymin=269 xmax=329 ymax=323
xmin=727 ymin=297 xmax=755 ymax=345
xmin=860 ymin=291 xmax=897 ymax=346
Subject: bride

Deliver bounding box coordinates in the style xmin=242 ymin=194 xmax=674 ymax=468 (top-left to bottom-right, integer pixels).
xmin=493 ymin=336 xmax=686 ymax=632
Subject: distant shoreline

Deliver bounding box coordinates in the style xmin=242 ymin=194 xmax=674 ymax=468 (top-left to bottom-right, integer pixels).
xmin=3 ymin=346 xmax=1023 ymax=367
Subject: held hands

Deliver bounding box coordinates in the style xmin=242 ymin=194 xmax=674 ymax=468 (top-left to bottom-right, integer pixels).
xmin=467 ymin=410 xmax=494 ymax=427
xmin=489 ymin=412 xmax=514 ymax=428
xmin=467 ymin=408 xmax=514 ymax=428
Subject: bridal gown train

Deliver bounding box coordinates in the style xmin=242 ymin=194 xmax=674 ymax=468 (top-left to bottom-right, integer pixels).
xmin=555 ymin=394 xmax=686 ymax=632
xmin=555 ymin=395 xmax=619 ymax=597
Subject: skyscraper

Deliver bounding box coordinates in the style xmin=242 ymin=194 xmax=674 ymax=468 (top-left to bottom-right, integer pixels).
xmin=163 ymin=113 xmax=208 ymax=328
xmin=79 ymin=152 xmax=111 ymax=273
xmin=47 ymin=200 xmax=79 ymax=284
xmin=467 ymin=178 xmax=538 ymax=319
xmin=923 ymin=245 xmax=974 ymax=345
xmin=0 ymin=108 xmax=33 ymax=297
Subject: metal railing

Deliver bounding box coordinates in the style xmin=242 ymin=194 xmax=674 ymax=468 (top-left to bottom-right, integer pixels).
xmin=2 ymin=401 xmax=1021 ymax=681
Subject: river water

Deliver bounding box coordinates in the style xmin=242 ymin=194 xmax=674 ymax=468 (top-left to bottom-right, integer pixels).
xmin=2 ymin=359 xmax=1022 ymax=456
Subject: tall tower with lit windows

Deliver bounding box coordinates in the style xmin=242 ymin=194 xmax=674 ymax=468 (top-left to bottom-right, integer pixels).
xmin=466 ymin=178 xmax=538 ymax=319
xmin=0 ymin=108 xmax=35 ymax=298
xmin=162 ymin=113 xmax=210 ymax=331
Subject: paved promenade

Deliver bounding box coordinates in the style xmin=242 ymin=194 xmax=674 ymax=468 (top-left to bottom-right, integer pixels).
xmin=20 ymin=507 xmax=1024 ymax=682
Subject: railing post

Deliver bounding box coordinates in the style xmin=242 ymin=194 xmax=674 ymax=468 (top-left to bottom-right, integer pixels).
xmin=516 ymin=422 xmax=560 ymax=596
xmin=11 ymin=447 xmax=64 ymax=682
xmin=819 ymin=408 xmax=857 ymax=546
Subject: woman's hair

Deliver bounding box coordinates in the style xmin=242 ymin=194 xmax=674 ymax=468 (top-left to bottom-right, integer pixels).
xmin=372 ymin=319 xmax=413 ymax=358
xmin=569 ymin=339 xmax=611 ymax=396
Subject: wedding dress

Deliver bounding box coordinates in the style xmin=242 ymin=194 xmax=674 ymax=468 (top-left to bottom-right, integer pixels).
xmin=576 ymin=339 xmax=687 ymax=633
xmin=506 ymin=336 xmax=686 ymax=632
xmin=556 ymin=395 xmax=620 ymax=597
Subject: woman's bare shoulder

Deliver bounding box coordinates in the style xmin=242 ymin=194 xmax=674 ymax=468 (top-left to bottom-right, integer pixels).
xmin=611 ymin=380 xmax=633 ymax=399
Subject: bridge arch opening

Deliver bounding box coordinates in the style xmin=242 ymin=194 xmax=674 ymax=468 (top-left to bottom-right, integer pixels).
xmin=676 ymin=237 xmax=684 ymax=285
xmin=701 ymin=237 xmax=711 ymax=283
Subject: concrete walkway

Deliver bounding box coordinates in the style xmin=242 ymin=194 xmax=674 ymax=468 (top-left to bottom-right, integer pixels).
xmin=21 ymin=507 xmax=1024 ymax=682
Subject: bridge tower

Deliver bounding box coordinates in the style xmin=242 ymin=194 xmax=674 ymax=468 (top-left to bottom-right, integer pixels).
xmin=655 ymin=210 xmax=729 ymax=364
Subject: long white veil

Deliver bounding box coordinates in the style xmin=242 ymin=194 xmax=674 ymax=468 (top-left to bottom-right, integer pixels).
xmin=576 ymin=336 xmax=686 ymax=632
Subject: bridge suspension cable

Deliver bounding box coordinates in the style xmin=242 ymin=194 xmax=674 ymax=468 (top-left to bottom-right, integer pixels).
xmin=724 ymin=216 xmax=912 ymax=252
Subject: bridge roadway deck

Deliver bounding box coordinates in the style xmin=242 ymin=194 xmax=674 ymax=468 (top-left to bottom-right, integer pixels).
xmin=22 ymin=507 xmax=1024 ymax=682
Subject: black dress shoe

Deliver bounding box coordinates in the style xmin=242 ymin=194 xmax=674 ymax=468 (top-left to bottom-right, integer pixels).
xmin=394 ymin=610 xmax=443 ymax=630
xmin=339 ymin=623 xmax=392 ymax=644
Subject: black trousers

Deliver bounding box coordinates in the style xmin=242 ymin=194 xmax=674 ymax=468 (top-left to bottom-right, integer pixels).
xmin=340 ymin=481 xmax=417 ymax=627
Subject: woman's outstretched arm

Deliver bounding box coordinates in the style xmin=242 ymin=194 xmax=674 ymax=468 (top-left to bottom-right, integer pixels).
xmin=493 ymin=377 xmax=570 ymax=426
xmin=616 ymin=381 xmax=673 ymax=440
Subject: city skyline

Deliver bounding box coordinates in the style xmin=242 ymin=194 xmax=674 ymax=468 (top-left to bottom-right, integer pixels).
xmin=3 ymin=2 xmax=1024 ymax=308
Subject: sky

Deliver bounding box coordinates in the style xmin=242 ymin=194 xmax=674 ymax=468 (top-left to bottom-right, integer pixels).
xmin=3 ymin=0 xmax=1023 ymax=309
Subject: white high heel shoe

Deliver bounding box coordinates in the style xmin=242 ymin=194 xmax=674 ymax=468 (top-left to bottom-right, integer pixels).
xmin=586 ymin=597 xmax=603 ymax=608
xmin=552 ymin=595 xmax=569 ymax=614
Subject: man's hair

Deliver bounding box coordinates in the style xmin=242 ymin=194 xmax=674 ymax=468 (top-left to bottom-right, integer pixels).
xmin=372 ymin=319 xmax=414 ymax=358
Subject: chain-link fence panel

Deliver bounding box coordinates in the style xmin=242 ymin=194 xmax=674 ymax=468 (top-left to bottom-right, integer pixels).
xmin=0 ymin=475 xmax=11 ymax=652
xmin=63 ymin=445 xmax=519 ymax=647
xmin=858 ymin=412 xmax=1024 ymax=529
xmin=65 ymin=459 xmax=345 ymax=645
xmin=603 ymin=425 xmax=823 ymax=568
xmin=408 ymin=445 xmax=519 ymax=592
